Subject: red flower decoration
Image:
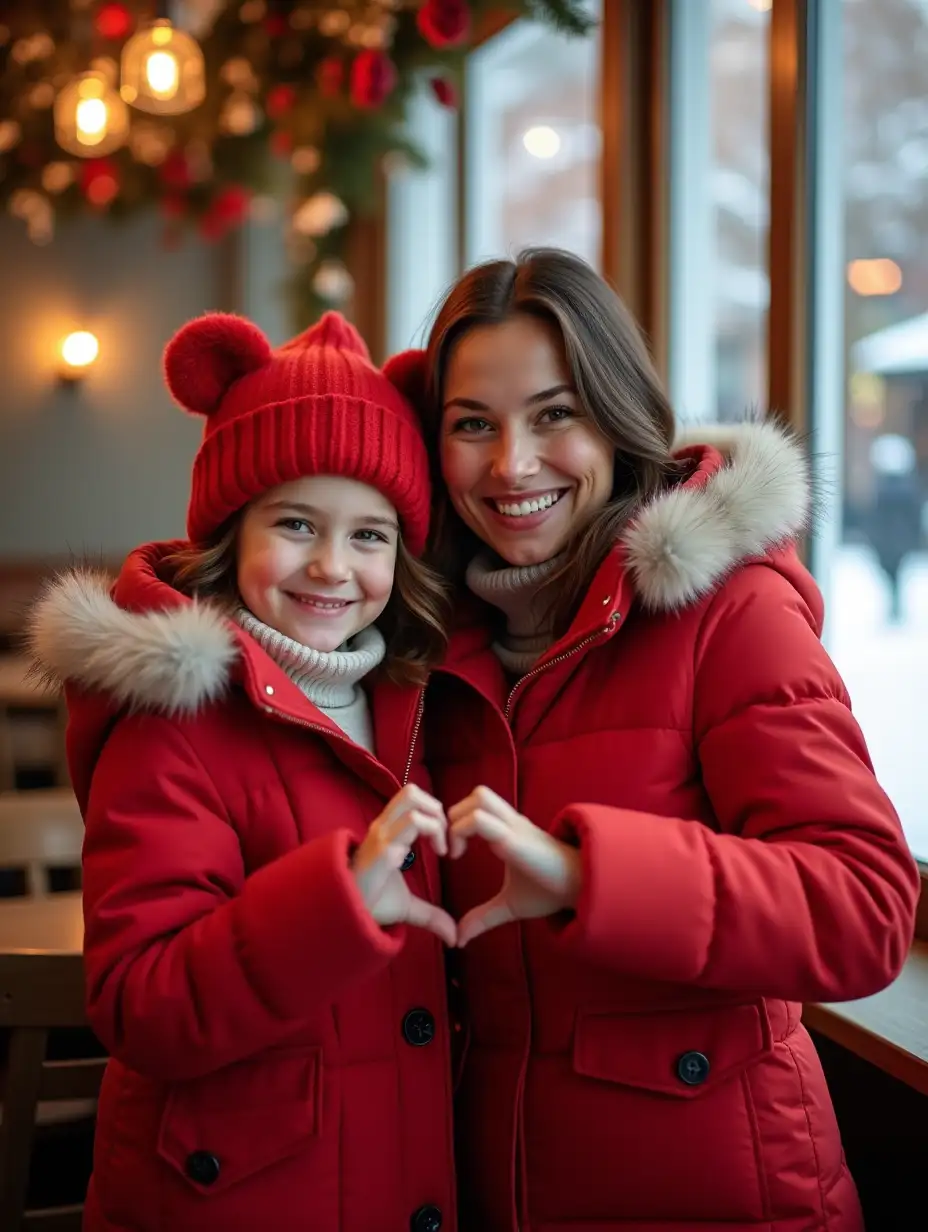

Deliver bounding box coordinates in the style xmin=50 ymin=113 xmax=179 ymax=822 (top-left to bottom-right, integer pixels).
xmin=213 ymin=185 xmax=251 ymax=225
xmin=429 ymin=76 xmax=458 ymax=108
xmin=270 ymin=129 xmax=293 ymax=159
xmin=266 ymin=83 xmax=297 ymax=119
xmin=416 ymin=0 xmax=471 ymax=49
xmin=80 ymin=159 xmax=119 ymax=208
xmin=159 ymin=193 xmax=187 ymax=221
xmin=159 ymin=150 xmax=191 ymax=191
xmin=350 ymin=50 xmax=397 ymax=110
xmin=317 ymin=56 xmax=344 ymax=99
xmin=94 ymin=2 xmax=133 ymax=42
xmin=264 ymin=14 xmax=288 ymax=38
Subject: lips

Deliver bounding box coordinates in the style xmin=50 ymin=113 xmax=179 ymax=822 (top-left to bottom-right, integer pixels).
xmin=485 ymin=489 xmax=567 ymax=519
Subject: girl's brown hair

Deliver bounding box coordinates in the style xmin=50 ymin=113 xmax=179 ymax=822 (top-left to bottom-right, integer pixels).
xmin=163 ymin=516 xmax=448 ymax=687
xmin=423 ymin=246 xmax=680 ymax=634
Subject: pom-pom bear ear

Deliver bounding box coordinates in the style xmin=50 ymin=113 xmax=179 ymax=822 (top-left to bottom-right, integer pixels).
xmin=164 ymin=312 xmax=273 ymax=416
xmin=383 ymin=348 xmax=429 ymax=411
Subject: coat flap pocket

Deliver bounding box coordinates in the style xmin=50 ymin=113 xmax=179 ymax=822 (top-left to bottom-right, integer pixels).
xmin=158 ymin=1048 xmax=321 ymax=1193
xmin=572 ymin=1002 xmax=771 ymax=1099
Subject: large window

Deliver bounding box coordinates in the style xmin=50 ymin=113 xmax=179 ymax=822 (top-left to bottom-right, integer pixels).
xmin=668 ymin=0 xmax=927 ymax=861
xmin=668 ymin=0 xmax=770 ymax=424
xmin=824 ymin=0 xmax=928 ymax=859
xmin=463 ymin=0 xmax=601 ymax=268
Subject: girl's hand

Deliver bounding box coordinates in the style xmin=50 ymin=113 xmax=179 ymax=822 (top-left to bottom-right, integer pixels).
xmin=351 ymin=784 xmax=457 ymax=946
xmin=448 ymin=786 xmax=582 ymax=948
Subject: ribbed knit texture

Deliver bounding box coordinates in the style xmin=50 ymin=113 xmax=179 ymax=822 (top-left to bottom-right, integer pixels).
xmin=236 ymin=608 xmax=385 ymax=752
xmin=466 ymin=552 xmax=565 ymax=675
xmin=164 ymin=311 xmax=431 ymax=553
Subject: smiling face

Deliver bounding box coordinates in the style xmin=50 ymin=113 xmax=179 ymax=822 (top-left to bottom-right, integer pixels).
xmin=439 ymin=315 xmax=615 ymax=567
xmin=236 ymin=474 xmax=399 ymax=652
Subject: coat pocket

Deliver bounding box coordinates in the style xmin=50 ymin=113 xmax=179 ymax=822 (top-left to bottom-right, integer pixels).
xmin=157 ymin=1047 xmax=322 ymax=1195
xmin=572 ymin=999 xmax=772 ymax=1098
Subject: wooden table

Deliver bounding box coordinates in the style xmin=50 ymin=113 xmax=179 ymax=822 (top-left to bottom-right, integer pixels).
xmin=0 ymin=891 xmax=83 ymax=956
xmin=804 ymin=939 xmax=928 ymax=1096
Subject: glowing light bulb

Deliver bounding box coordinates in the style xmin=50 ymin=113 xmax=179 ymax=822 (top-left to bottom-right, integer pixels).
xmin=61 ymin=332 xmax=100 ymax=373
xmin=522 ymin=125 xmax=561 ymax=159
xmin=145 ymin=51 xmax=179 ymax=99
xmin=76 ymin=97 xmax=108 ymax=142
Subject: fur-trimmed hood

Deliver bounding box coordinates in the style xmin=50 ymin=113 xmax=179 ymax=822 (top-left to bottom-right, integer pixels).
xmin=27 ymin=419 xmax=811 ymax=717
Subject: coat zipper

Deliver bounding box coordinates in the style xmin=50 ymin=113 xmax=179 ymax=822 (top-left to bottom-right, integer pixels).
xmin=503 ymin=609 xmax=620 ymax=1232
xmin=503 ymin=612 xmax=622 ymax=722
xmin=401 ymin=689 xmax=426 ymax=786
xmin=261 ymin=685 xmax=424 ymax=787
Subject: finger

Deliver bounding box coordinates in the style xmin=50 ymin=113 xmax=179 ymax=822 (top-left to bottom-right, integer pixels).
xmin=401 ymin=783 xmax=446 ymax=819
xmin=457 ymin=896 xmax=515 ymax=948
xmin=389 ymin=809 xmax=447 ymax=856
xmin=383 ymin=784 xmax=444 ymax=828
xmin=473 ymin=785 xmax=524 ymax=826
xmin=450 ymin=808 xmax=511 ymax=847
xmin=405 ymin=895 xmax=458 ymax=947
xmin=447 ymin=790 xmax=488 ymax=824
xmin=449 ymin=827 xmax=468 ymax=861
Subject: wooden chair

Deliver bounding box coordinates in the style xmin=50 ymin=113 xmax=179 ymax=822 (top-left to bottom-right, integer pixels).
xmin=0 ymin=658 xmax=68 ymax=794
xmin=0 ymin=947 xmax=103 ymax=1231
xmin=0 ymin=791 xmax=83 ymax=898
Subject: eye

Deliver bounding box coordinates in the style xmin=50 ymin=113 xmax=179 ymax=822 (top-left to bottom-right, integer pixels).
xmin=449 ymin=415 xmax=494 ymax=435
xmin=353 ymin=528 xmax=390 ymax=544
xmin=540 ymin=404 xmax=576 ymax=424
xmin=276 ymin=517 xmax=312 ymax=534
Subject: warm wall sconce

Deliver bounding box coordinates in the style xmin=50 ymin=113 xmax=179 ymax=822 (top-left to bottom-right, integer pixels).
xmin=59 ymin=331 xmax=100 ymax=385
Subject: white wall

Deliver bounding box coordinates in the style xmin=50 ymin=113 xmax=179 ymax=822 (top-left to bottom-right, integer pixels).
xmin=0 ymin=211 xmax=286 ymax=562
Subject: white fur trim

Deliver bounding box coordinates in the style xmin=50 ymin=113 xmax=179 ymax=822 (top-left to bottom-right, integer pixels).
xmin=623 ymin=419 xmax=811 ymax=610
xmin=24 ymin=424 xmax=810 ymax=710
xmin=27 ymin=570 xmax=238 ymax=715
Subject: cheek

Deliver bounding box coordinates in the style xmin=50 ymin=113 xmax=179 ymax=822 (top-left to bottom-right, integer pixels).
xmin=559 ymin=433 xmax=614 ymax=493
xmin=238 ymin=539 xmax=291 ymax=597
xmin=440 ymin=440 xmax=480 ymax=502
xmin=360 ymin=555 xmax=397 ymax=605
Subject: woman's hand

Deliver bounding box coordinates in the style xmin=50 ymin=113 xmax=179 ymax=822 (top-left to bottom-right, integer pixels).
xmin=351 ymin=784 xmax=457 ymax=946
xmin=448 ymin=786 xmax=582 ymax=947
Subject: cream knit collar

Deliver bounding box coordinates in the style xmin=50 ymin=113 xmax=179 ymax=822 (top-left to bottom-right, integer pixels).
xmin=466 ymin=552 xmax=564 ymax=674
xmin=236 ymin=608 xmax=385 ymax=707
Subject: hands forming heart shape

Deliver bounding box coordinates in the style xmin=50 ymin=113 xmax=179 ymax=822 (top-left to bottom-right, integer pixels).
xmin=350 ymin=784 xmax=582 ymax=949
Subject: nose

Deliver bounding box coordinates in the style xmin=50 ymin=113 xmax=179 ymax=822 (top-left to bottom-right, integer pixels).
xmin=490 ymin=425 xmax=540 ymax=486
xmin=306 ymin=540 xmax=351 ymax=584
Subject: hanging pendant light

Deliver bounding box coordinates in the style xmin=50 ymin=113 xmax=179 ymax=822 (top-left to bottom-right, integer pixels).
xmin=53 ymin=70 xmax=130 ymax=158
xmin=120 ymin=17 xmax=205 ymax=116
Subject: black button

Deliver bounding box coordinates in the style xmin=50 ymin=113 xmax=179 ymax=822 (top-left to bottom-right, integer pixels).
xmin=401 ymin=848 xmax=416 ymax=872
xmin=402 ymin=1007 xmax=435 ymax=1047
xmin=410 ymin=1205 xmax=442 ymax=1232
xmin=676 ymin=1050 xmax=711 ymax=1086
xmin=185 ymin=1151 xmax=221 ymax=1186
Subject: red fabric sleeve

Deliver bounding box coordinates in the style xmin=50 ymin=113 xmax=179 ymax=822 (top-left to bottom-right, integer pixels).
xmin=82 ymin=712 xmax=402 ymax=1081
xmin=550 ymin=565 xmax=920 ymax=1002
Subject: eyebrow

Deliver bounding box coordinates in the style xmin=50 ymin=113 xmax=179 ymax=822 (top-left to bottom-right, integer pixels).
xmin=264 ymin=500 xmax=399 ymax=530
xmin=443 ymin=383 xmax=576 ymax=412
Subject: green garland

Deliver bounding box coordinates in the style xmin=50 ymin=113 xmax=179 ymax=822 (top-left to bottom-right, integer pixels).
xmin=0 ymin=1 xmax=593 ymax=327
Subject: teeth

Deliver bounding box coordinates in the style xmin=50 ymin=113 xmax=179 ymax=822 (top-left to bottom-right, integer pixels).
xmin=494 ymin=491 xmax=562 ymax=518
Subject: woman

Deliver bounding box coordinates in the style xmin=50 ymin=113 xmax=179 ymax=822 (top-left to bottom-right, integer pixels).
xmin=385 ymin=248 xmax=920 ymax=1231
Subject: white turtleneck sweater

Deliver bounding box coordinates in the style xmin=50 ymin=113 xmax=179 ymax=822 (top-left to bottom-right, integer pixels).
xmin=236 ymin=609 xmax=385 ymax=752
xmin=466 ymin=552 xmax=564 ymax=676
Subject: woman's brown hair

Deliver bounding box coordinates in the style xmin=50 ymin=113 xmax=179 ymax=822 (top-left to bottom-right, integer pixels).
xmin=423 ymin=246 xmax=680 ymax=635
xmin=162 ymin=516 xmax=448 ymax=688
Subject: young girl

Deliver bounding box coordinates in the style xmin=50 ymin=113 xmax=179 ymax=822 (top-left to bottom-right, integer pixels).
xmin=30 ymin=311 xmax=456 ymax=1232
xmin=386 ymin=248 xmax=921 ymax=1231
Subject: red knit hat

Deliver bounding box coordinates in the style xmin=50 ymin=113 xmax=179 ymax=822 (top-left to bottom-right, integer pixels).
xmin=164 ymin=311 xmax=431 ymax=553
